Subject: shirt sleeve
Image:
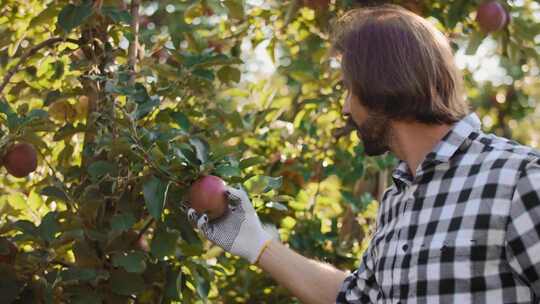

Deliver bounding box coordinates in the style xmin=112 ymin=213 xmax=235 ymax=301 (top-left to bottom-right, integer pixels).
xmin=505 ymin=158 xmax=540 ymax=299
xmin=335 ymin=244 xmax=381 ymax=304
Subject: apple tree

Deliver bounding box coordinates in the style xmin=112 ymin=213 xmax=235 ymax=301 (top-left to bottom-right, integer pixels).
xmin=1 ymin=0 xmax=540 ymax=303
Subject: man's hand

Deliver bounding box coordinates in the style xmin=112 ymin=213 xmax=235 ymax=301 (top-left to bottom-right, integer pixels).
xmin=185 ymin=185 xmax=277 ymax=264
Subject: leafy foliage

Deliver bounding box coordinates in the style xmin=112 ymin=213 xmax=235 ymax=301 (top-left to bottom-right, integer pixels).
xmin=0 ymin=0 xmax=539 ymax=303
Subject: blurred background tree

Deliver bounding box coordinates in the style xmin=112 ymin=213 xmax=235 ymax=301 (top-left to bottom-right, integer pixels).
xmin=0 ymin=0 xmax=539 ymax=303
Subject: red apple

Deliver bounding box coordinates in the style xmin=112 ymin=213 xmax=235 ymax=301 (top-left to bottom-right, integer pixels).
xmin=476 ymin=1 xmax=509 ymax=33
xmin=0 ymin=238 xmax=17 ymax=264
xmin=189 ymin=175 xmax=228 ymax=220
xmin=2 ymin=142 xmax=38 ymax=178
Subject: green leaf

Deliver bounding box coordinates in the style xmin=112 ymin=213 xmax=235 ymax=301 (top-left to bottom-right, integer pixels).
xmin=171 ymin=112 xmax=190 ymax=131
xmin=143 ymin=176 xmax=168 ymax=220
xmin=111 ymin=251 xmax=147 ymax=273
xmin=44 ymin=90 xmax=62 ymax=106
xmin=264 ymin=176 xmax=282 ymax=193
xmin=217 ymin=66 xmax=241 ymax=84
xmin=214 ymin=164 xmax=241 ymax=178
xmin=172 ymin=147 xmax=190 ymax=165
xmin=192 ymin=68 xmax=215 ymax=81
xmin=446 ymin=0 xmax=468 ymax=29
xmin=223 ymin=0 xmax=245 ymax=20
xmin=189 ymin=137 xmax=209 ymax=164
xmin=110 ymin=214 xmax=136 ymax=232
xmin=88 ymin=160 xmax=115 ymax=181
xmin=341 ymin=190 xmax=362 ymax=213
xmin=30 ymin=4 xmax=63 ymax=28
xmin=164 ymin=213 xmax=201 ymax=247
xmin=341 ymin=191 xmax=373 ymax=213
xmin=0 ymin=99 xmax=16 ymax=117
xmin=110 ymin=269 xmax=145 ymax=296
xmin=150 ymin=227 xmax=180 ymax=260
xmin=164 ymin=268 xmax=183 ymax=300
xmin=101 ymin=6 xmax=132 ymax=24
xmin=178 ymin=144 xmax=199 ymax=165
xmin=133 ymin=97 xmax=160 ymax=120
xmin=265 ymin=201 xmax=288 ymax=212
xmin=40 ymin=186 xmax=69 ymax=201
xmin=60 ymin=268 xmax=100 ymax=282
xmin=13 ymin=220 xmax=37 ymax=236
xmin=131 ymin=83 xmax=150 ymax=104
xmin=38 ymin=212 xmax=60 ymax=243
xmin=184 ymin=3 xmax=204 ymax=20
xmin=245 ymin=175 xmax=282 ymax=194
xmin=239 ymin=156 xmax=264 ymax=169
xmin=176 ymin=270 xmax=183 ymax=300
xmin=466 ymin=30 xmax=486 ymax=55
xmin=0 ymin=99 xmax=20 ymax=130
xmin=57 ymin=2 xmax=94 ymax=33
xmin=185 ymin=53 xmax=243 ymax=68
xmin=192 ymin=264 xmax=210 ymax=301
xmin=53 ymin=123 xmax=86 ymax=141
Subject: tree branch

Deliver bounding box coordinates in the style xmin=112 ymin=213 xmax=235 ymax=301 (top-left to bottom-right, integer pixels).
xmin=0 ymin=37 xmax=80 ymax=96
xmin=133 ymin=217 xmax=155 ymax=246
xmin=128 ymin=0 xmax=140 ymax=85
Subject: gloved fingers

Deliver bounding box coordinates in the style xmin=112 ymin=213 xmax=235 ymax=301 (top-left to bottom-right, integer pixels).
xmin=228 ymin=202 xmax=238 ymax=213
xmin=187 ymin=208 xmax=199 ymax=226
xmin=225 ymin=186 xmax=242 ymax=206
xmin=197 ymin=213 xmax=209 ymax=231
xmin=188 ymin=208 xmax=212 ymax=235
xmin=226 ymin=185 xmax=256 ymax=214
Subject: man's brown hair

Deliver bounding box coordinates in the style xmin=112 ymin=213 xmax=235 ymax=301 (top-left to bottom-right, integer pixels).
xmin=332 ymin=4 xmax=469 ymax=124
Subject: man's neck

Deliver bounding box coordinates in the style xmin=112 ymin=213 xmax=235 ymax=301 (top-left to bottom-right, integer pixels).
xmin=390 ymin=121 xmax=453 ymax=178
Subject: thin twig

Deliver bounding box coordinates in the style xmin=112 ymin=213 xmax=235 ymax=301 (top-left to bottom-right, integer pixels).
xmin=36 ymin=147 xmax=78 ymax=213
xmin=128 ymin=0 xmax=140 ymax=85
xmin=0 ymin=37 xmax=79 ymax=96
xmin=132 ymin=217 xmax=155 ymax=246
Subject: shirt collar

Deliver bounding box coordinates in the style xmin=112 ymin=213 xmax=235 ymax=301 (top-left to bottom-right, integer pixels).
xmin=392 ymin=113 xmax=482 ymax=187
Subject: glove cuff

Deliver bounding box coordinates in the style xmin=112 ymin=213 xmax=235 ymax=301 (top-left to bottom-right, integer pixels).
xmin=245 ymin=228 xmax=273 ymax=264
xmin=254 ymin=239 xmax=273 ymax=264
xmin=230 ymin=224 xmax=275 ymax=264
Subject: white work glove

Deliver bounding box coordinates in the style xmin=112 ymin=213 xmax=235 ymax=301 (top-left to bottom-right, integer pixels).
xmin=185 ymin=185 xmax=279 ymax=264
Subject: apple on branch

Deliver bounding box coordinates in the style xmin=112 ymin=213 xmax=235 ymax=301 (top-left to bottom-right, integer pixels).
xmin=2 ymin=142 xmax=38 ymax=178
xmin=188 ymin=175 xmax=229 ymax=221
xmin=476 ymin=1 xmax=510 ymax=33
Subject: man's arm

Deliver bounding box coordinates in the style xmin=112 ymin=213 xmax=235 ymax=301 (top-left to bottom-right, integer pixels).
xmin=186 ymin=186 xmax=381 ymax=303
xmin=505 ymin=158 xmax=540 ymax=297
xmin=257 ymin=240 xmax=349 ymax=304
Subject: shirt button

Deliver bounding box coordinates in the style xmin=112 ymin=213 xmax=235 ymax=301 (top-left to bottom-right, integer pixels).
xmin=402 ymin=244 xmax=409 ymax=252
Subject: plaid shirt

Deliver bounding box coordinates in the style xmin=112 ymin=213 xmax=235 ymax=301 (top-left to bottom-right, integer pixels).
xmin=336 ymin=113 xmax=540 ymax=304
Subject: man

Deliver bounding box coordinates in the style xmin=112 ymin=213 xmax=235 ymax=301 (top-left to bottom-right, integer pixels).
xmin=186 ymin=4 xmax=540 ymax=304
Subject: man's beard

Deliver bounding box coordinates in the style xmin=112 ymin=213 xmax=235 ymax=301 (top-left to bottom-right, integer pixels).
xmin=348 ymin=114 xmax=392 ymax=156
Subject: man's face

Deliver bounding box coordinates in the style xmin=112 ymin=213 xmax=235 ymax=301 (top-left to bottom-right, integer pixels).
xmin=342 ymin=90 xmax=392 ymax=156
